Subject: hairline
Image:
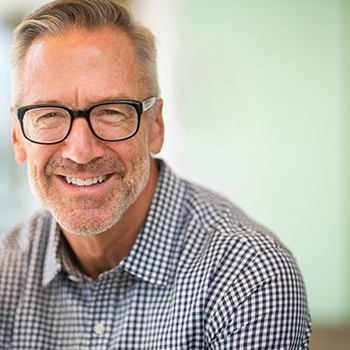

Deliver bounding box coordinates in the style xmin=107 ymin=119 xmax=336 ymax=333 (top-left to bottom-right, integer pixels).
xmin=11 ymin=1 xmax=160 ymax=105
xmin=16 ymin=26 xmax=154 ymax=100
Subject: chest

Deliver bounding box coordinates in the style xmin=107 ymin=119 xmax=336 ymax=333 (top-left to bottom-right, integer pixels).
xmin=6 ymin=271 xmax=206 ymax=349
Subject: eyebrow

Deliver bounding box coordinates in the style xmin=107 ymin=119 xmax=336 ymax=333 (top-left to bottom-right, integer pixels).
xmin=31 ymin=100 xmax=62 ymax=105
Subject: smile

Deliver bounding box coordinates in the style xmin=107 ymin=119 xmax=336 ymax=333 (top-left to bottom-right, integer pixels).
xmin=64 ymin=175 xmax=107 ymax=187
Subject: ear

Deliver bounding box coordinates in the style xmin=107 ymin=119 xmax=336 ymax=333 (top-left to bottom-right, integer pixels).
xmin=148 ymin=98 xmax=165 ymax=155
xmin=10 ymin=106 xmax=28 ymax=163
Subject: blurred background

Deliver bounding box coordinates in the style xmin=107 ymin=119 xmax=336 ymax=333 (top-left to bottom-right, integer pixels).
xmin=0 ymin=0 xmax=349 ymax=348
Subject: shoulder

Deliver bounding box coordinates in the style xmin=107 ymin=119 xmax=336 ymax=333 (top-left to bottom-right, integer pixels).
xmin=180 ymin=180 xmax=308 ymax=310
xmin=179 ymin=182 xmax=310 ymax=347
xmin=0 ymin=209 xmax=52 ymax=342
xmin=0 ymin=208 xmax=54 ymax=299
xmin=182 ymin=180 xmax=285 ymax=256
xmin=189 ymin=179 xmax=303 ymax=274
xmin=0 ymin=209 xmax=53 ymax=274
xmin=0 ymin=209 xmax=49 ymax=251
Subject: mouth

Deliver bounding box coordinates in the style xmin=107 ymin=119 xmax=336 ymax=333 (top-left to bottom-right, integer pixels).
xmin=64 ymin=175 xmax=108 ymax=187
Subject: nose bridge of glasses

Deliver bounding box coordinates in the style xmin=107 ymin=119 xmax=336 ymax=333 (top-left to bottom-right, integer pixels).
xmin=71 ymin=108 xmax=90 ymax=120
xmin=69 ymin=108 xmax=95 ymax=138
xmin=67 ymin=107 xmax=98 ymax=143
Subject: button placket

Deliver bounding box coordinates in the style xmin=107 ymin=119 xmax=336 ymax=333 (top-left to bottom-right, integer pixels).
xmin=88 ymin=274 xmax=117 ymax=348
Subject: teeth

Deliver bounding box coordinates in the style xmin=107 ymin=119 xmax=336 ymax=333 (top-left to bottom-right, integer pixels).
xmin=65 ymin=175 xmax=107 ymax=186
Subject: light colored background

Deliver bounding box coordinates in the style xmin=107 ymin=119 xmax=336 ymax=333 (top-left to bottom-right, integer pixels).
xmin=0 ymin=0 xmax=349 ymax=330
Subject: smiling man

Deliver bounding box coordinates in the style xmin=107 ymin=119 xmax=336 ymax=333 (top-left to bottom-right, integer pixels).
xmin=12 ymin=24 xmax=163 ymax=278
xmin=0 ymin=0 xmax=311 ymax=349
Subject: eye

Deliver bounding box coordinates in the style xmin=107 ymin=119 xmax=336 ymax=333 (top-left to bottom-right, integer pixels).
xmin=38 ymin=111 xmax=61 ymax=119
xmin=103 ymin=109 xmax=123 ymax=115
xmin=92 ymin=104 xmax=136 ymax=122
xmin=26 ymin=108 xmax=69 ymax=127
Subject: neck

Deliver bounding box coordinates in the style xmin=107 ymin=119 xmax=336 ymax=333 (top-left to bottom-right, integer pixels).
xmin=62 ymin=159 xmax=159 ymax=279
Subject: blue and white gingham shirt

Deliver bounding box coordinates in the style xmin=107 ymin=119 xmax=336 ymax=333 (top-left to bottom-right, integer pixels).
xmin=0 ymin=160 xmax=311 ymax=349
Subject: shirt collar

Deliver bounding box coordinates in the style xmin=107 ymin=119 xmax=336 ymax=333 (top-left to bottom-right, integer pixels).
xmin=43 ymin=220 xmax=95 ymax=287
xmin=42 ymin=215 xmax=62 ymax=287
xmin=42 ymin=159 xmax=187 ymax=287
xmin=120 ymin=160 xmax=187 ymax=286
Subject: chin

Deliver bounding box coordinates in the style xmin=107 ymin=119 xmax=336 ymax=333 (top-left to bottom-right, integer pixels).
xmin=53 ymin=204 xmax=125 ymax=236
xmin=57 ymin=215 xmax=120 ymax=237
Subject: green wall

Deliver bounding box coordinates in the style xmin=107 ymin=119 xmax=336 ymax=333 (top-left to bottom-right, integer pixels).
xmin=174 ymin=0 xmax=349 ymax=325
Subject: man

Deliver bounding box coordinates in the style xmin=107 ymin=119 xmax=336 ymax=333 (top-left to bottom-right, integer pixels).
xmin=0 ymin=0 xmax=311 ymax=348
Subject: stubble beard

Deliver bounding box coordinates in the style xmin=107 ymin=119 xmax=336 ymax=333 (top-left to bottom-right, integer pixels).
xmin=28 ymin=155 xmax=150 ymax=236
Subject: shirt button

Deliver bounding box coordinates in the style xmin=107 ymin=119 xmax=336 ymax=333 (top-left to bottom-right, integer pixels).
xmin=68 ymin=275 xmax=81 ymax=283
xmin=93 ymin=323 xmax=106 ymax=335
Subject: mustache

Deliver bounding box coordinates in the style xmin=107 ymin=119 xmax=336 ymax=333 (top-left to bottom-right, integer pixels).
xmin=45 ymin=157 xmax=126 ymax=178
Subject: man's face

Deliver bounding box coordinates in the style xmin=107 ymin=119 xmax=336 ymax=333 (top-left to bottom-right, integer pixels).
xmin=11 ymin=27 xmax=164 ymax=236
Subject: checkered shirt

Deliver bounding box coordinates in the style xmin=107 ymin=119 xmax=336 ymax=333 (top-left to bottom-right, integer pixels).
xmin=0 ymin=160 xmax=311 ymax=349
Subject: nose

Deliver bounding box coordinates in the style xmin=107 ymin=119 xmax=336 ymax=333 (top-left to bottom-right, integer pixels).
xmin=61 ymin=117 xmax=105 ymax=164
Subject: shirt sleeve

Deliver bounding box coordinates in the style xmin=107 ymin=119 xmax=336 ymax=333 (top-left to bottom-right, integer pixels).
xmin=205 ymin=241 xmax=312 ymax=349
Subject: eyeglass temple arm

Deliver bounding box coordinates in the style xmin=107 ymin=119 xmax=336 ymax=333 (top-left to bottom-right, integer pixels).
xmin=142 ymin=97 xmax=157 ymax=112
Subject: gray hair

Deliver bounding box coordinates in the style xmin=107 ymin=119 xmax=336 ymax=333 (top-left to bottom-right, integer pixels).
xmin=11 ymin=0 xmax=159 ymax=104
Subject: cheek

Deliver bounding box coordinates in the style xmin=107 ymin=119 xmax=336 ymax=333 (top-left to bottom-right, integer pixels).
xmin=26 ymin=156 xmax=43 ymax=190
xmin=25 ymin=149 xmax=56 ymax=202
xmin=26 ymin=160 xmax=43 ymax=200
xmin=26 ymin=146 xmax=53 ymax=181
xmin=110 ymin=131 xmax=150 ymax=160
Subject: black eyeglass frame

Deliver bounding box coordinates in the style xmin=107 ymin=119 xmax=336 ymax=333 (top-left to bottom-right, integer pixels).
xmin=14 ymin=97 xmax=157 ymax=145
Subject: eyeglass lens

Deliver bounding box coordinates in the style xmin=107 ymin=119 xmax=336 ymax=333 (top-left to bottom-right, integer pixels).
xmin=22 ymin=103 xmax=139 ymax=143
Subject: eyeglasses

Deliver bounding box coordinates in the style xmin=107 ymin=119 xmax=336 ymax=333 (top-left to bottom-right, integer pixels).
xmin=15 ymin=97 xmax=157 ymax=145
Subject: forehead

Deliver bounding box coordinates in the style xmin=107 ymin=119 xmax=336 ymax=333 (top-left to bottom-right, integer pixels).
xmin=27 ymin=25 xmax=136 ymax=60
xmin=20 ymin=27 xmax=142 ymax=106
